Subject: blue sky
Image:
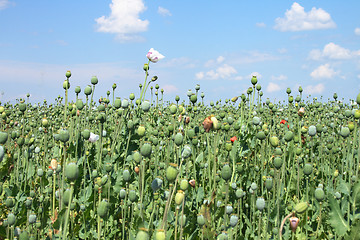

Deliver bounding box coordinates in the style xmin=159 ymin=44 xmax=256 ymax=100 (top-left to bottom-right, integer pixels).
xmin=0 ymin=0 xmax=359 ymax=105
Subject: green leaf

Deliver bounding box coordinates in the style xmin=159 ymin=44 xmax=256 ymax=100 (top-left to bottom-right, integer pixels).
xmin=328 ymin=194 xmax=350 ymax=237
xmin=345 ymin=219 xmax=360 ymax=240
xmin=196 ymin=187 xmax=204 ymax=204
xmin=195 ymin=152 xmax=203 ymax=163
xmin=351 ymin=180 xmax=360 ymax=208
xmin=339 ymin=179 xmax=351 ymax=196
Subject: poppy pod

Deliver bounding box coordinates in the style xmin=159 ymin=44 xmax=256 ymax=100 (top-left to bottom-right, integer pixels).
xmin=203 ymin=116 xmax=213 ymax=132
xmin=189 ymin=179 xmax=196 ymax=188
xmin=289 ymin=216 xmax=299 ymax=232
xmin=50 ymin=159 xmax=58 ymax=171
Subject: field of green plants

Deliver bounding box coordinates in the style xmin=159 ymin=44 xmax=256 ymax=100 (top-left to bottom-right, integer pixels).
xmin=1 ymin=50 xmax=360 ymax=240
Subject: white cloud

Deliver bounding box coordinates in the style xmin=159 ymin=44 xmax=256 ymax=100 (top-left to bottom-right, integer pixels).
xmin=95 ymin=0 xmax=149 ymax=41
xmin=195 ymin=72 xmax=204 ymax=80
xmin=310 ymin=64 xmax=337 ymax=79
xmin=162 ymin=84 xmax=178 ymax=93
xmin=256 ymin=22 xmax=266 ymax=28
xmin=217 ymin=56 xmax=225 ymax=63
xmin=304 ymin=83 xmax=325 ymax=94
xmin=196 ymin=64 xmax=237 ymax=80
xmin=266 ymin=82 xmax=282 ymax=93
xmin=271 ymin=74 xmax=287 ymax=81
xmin=308 ymin=42 xmax=358 ymax=60
xmin=158 ymin=6 xmax=172 ymax=17
xmin=355 ymin=28 xmax=360 ymax=36
xmin=0 ymin=0 xmax=10 ymax=10
xmin=247 ymin=72 xmax=262 ymax=80
xmin=274 ymin=2 xmax=336 ymax=31
xmin=357 ymin=74 xmax=360 ymax=79
xmin=278 ymin=48 xmax=287 ymax=54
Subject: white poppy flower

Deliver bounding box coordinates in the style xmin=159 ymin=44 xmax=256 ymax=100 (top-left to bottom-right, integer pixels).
xmin=146 ymin=48 xmax=165 ymax=63
xmin=88 ymin=132 xmax=99 ymax=143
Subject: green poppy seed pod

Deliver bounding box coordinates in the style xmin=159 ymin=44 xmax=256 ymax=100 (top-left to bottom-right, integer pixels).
xmin=221 ymin=164 xmax=232 ymax=181
xmin=97 ymin=200 xmax=109 ymax=218
xmin=298 ymin=86 xmax=303 ymax=93
xmin=41 ymin=118 xmax=49 ymax=127
xmin=180 ymin=179 xmax=189 ymax=191
xmin=190 ymin=94 xmax=197 ymax=104
xmin=28 ymin=214 xmax=36 ymax=224
xmin=235 ymin=188 xmax=244 ymax=199
xmin=63 ymin=188 xmax=71 ymax=206
xmin=140 ymin=142 xmax=152 ymax=157
xmin=286 ymin=87 xmax=291 ymax=95
xmin=256 ymin=131 xmax=266 ymax=140
xmin=7 ymin=213 xmax=16 ymax=226
xmin=123 ymin=169 xmax=131 ymax=182
xmin=181 ymin=145 xmax=192 ymax=159
xmin=288 ymin=96 xmax=294 ymax=103
xmin=175 ymin=190 xmax=185 ymax=205
xmin=315 ymin=187 xmax=325 ymax=202
xmin=119 ymin=188 xmax=126 ymax=199
xmin=225 ymin=204 xmax=233 ymax=214
xmin=137 ymin=125 xmax=146 ymax=137
xmin=65 ymin=162 xmax=79 ymax=182
xmin=252 ymin=116 xmax=260 ymax=125
xmin=37 ymin=168 xmax=44 ymax=177
xmin=166 ymin=163 xmax=178 ymax=182
xmin=155 ymin=84 xmax=160 ymax=90
xmin=256 ymin=84 xmax=261 ymax=91
xmin=256 ymin=197 xmax=265 ymax=211
xmin=84 ymin=85 xmax=92 ymax=96
xmin=143 ymin=63 xmax=149 ymax=71
xmin=63 ymin=80 xmax=70 ymax=90
xmin=303 ymin=163 xmax=313 ymax=176
xmin=251 ymin=76 xmax=257 ymax=85
xmin=58 ymin=129 xmax=70 ymax=143
xmin=65 ymin=70 xmax=71 ymax=78
xmin=155 ymin=229 xmax=165 ymax=240
xmin=229 ymin=214 xmax=238 ymax=227
xmin=225 ymin=141 xmax=232 ymax=151
xmin=104 ymin=162 xmax=112 ymax=173
xmin=133 ymin=151 xmax=142 ymax=164
xmin=339 ymin=126 xmax=350 ymax=138
xmin=114 ymin=98 xmax=121 ymax=109
xmin=74 ymin=86 xmax=81 ymax=94
xmin=82 ymin=129 xmax=90 ymax=140
xmin=5 ymin=197 xmax=15 ymax=208
xmin=335 ymin=191 xmax=341 ymax=199
xmin=195 ymin=214 xmax=206 ymax=227
xmin=112 ymin=83 xmax=117 ymax=90
xmin=218 ymin=231 xmax=228 ymax=240
xmin=0 ymin=131 xmax=8 ymax=144
xmin=121 ymin=99 xmax=129 ymax=108
xmin=308 ymin=125 xmax=317 ymax=136
xmin=151 ymin=76 xmax=158 ymax=82
xmin=98 ymin=104 xmax=105 ymax=112
xmin=19 ymin=102 xmax=26 ymax=112
xmin=169 ymin=104 xmax=177 ymax=114
xmin=141 ymin=100 xmax=151 ymax=112
xmin=265 ymin=177 xmax=273 ymax=190
xmin=91 ymin=76 xmax=98 ymax=85
xmin=129 ymin=190 xmax=137 ymax=202
xmin=284 ymin=131 xmax=294 ymax=142
xmin=178 ymin=214 xmax=187 ymax=227
xmin=269 ymin=136 xmax=279 ymax=147
xmin=174 ymin=133 xmax=184 ymax=146
xmin=76 ymin=99 xmax=84 ymax=110
xmin=151 ymin=178 xmax=163 ymax=192
xmin=294 ymin=202 xmax=308 ymax=214
xmin=25 ymin=197 xmax=33 ymax=208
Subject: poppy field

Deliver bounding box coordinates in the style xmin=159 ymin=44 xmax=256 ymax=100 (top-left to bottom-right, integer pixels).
xmin=1 ymin=49 xmax=360 ymax=240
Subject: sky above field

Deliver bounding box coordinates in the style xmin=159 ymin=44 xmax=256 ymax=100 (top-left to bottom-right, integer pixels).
xmin=0 ymin=0 xmax=360 ymax=105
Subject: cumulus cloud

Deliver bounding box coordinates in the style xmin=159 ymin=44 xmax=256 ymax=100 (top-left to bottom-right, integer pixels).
xmin=0 ymin=0 xmax=10 ymax=10
xmin=256 ymin=22 xmax=266 ymax=28
xmin=308 ymin=42 xmax=356 ymax=60
xmin=274 ymin=2 xmax=336 ymax=31
xmin=271 ymin=74 xmax=287 ymax=81
xmin=266 ymin=82 xmax=282 ymax=93
xmin=310 ymin=64 xmax=337 ymax=79
xmin=195 ymin=64 xmax=237 ymax=80
xmin=95 ymin=0 xmax=149 ymax=41
xmin=355 ymin=28 xmax=360 ymax=36
xmin=304 ymin=83 xmax=325 ymax=94
xmin=162 ymin=84 xmax=178 ymax=93
xmin=204 ymin=56 xmax=225 ymax=67
xmin=158 ymin=6 xmax=172 ymax=17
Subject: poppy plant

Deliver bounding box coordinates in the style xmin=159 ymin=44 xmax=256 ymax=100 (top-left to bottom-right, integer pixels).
xmin=230 ymin=136 xmax=237 ymax=143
